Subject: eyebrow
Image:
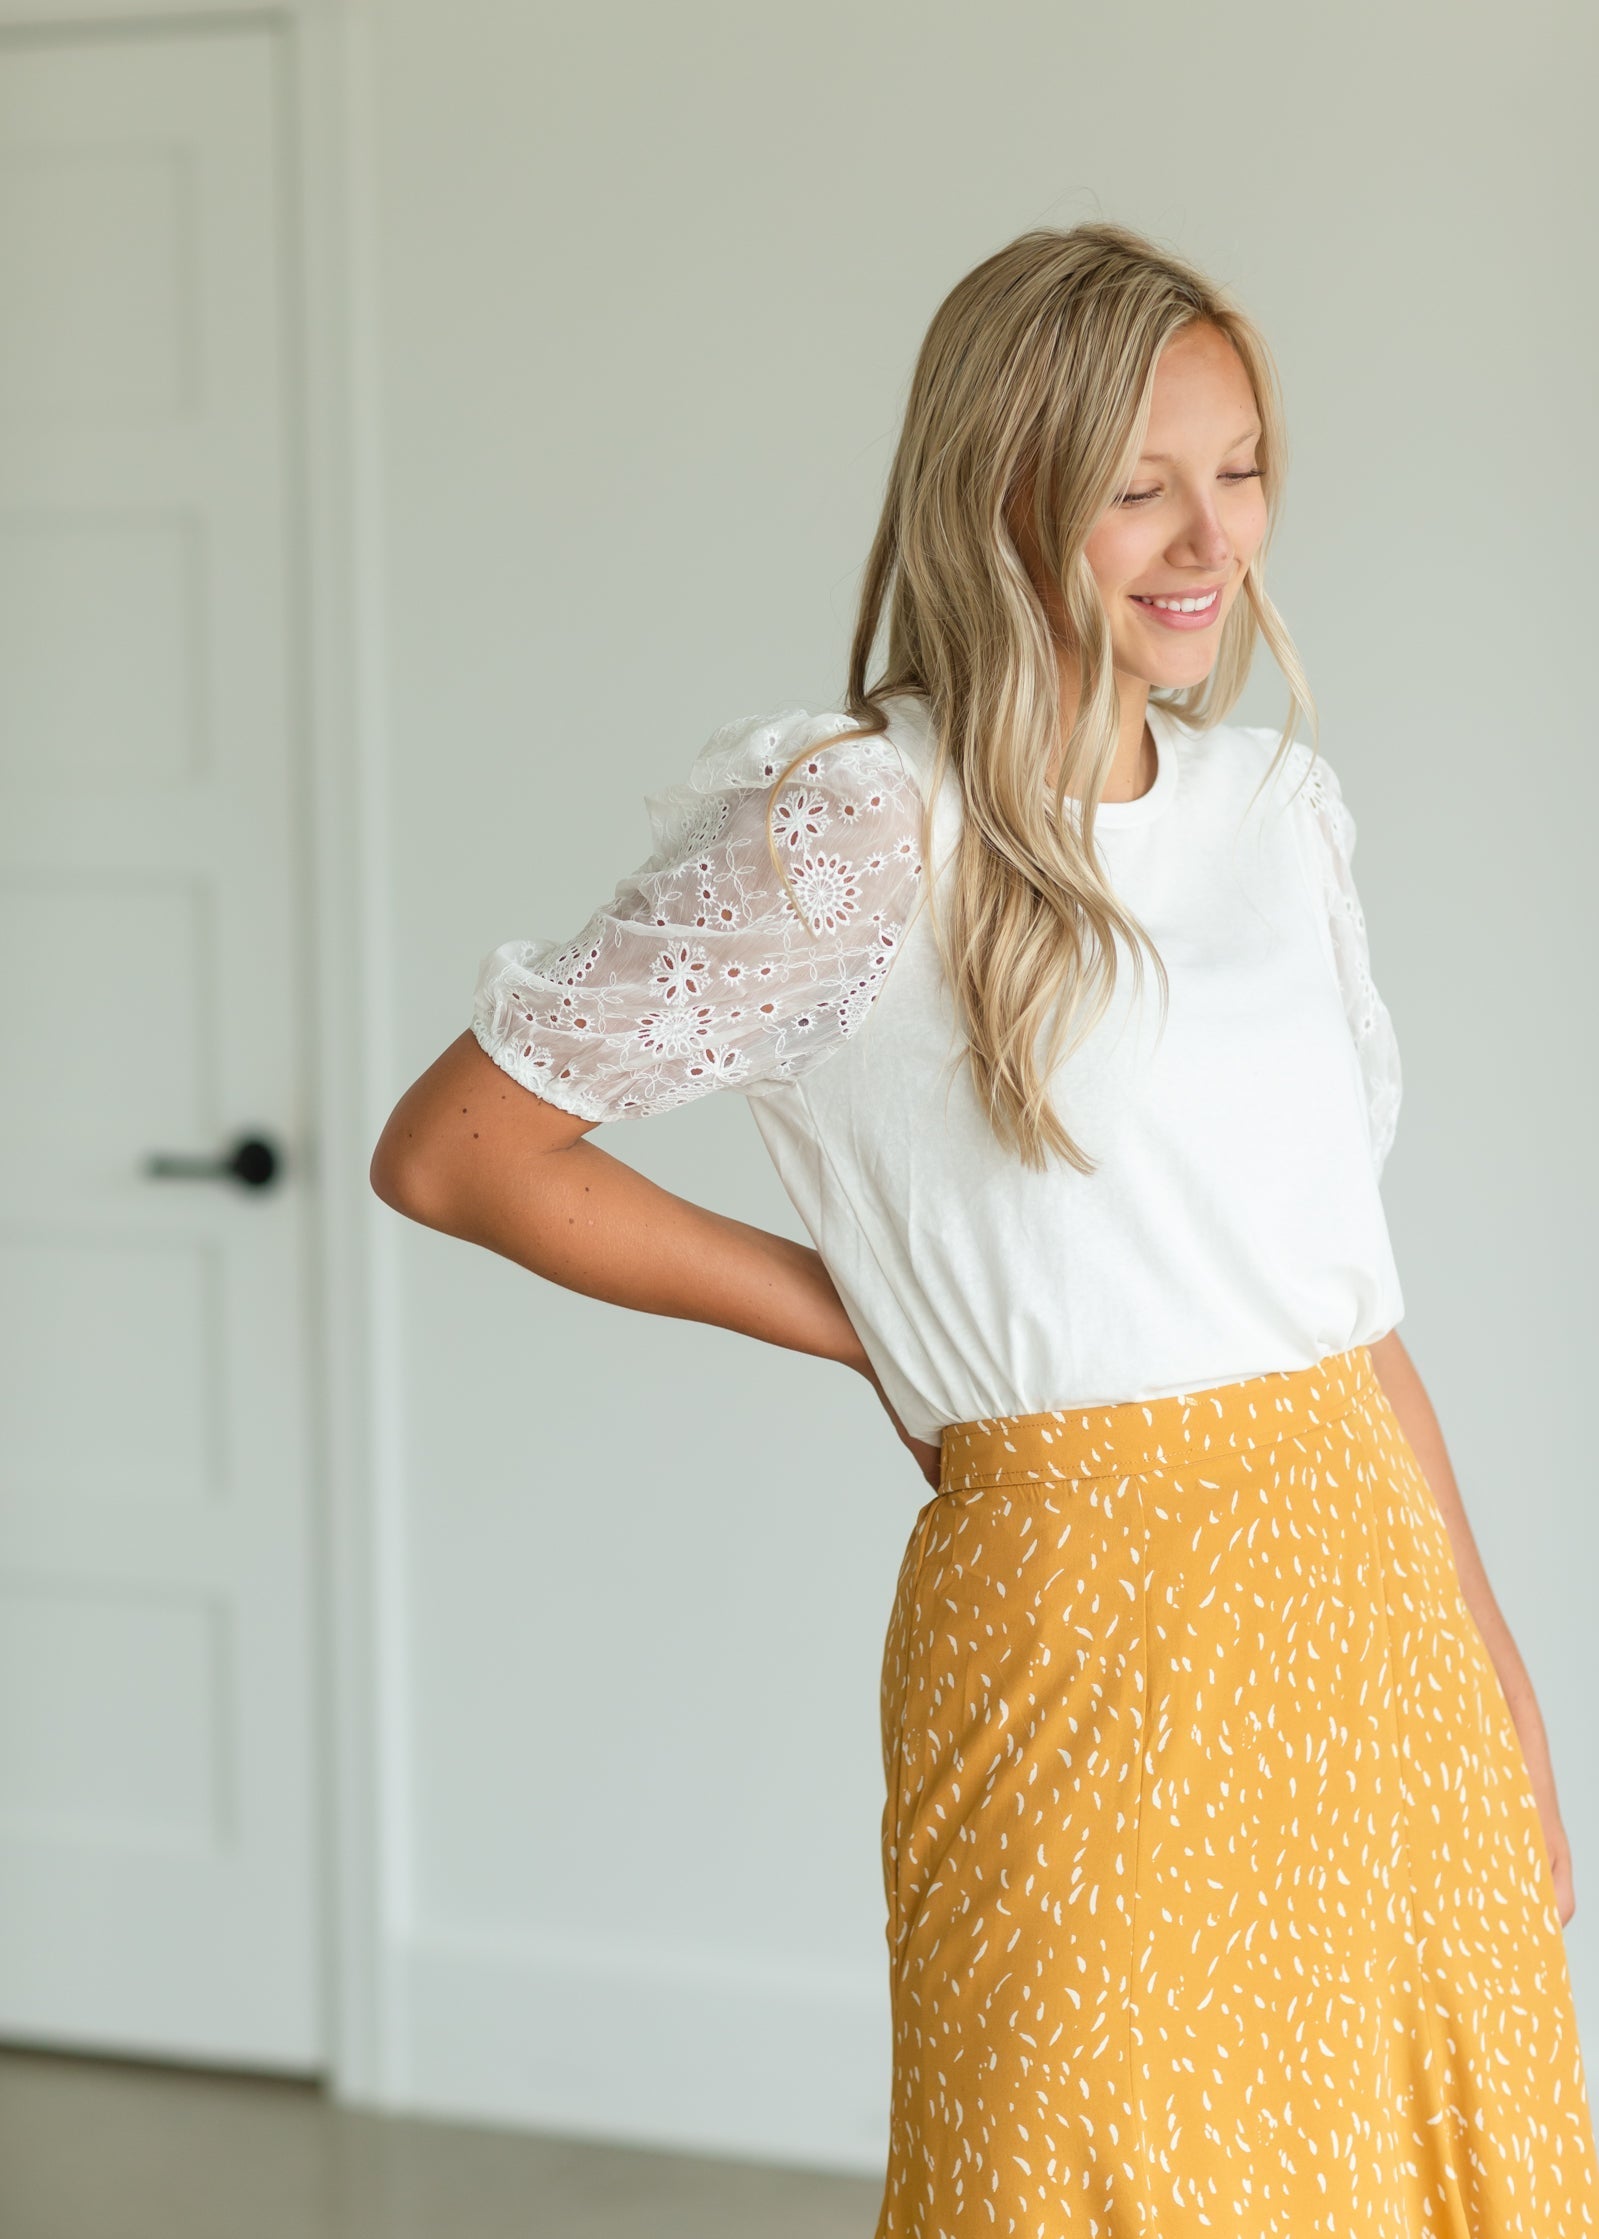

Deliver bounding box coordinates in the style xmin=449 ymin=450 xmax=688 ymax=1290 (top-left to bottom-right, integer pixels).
xmin=1138 ymin=421 xmax=1262 ymax=464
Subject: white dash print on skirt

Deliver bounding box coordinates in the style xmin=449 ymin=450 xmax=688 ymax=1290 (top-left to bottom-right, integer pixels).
xmin=874 ymin=1343 xmax=1599 ymax=2236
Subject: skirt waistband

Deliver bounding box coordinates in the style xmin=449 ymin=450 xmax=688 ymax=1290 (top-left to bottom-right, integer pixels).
xmin=937 ymin=1345 xmax=1379 ymax=1493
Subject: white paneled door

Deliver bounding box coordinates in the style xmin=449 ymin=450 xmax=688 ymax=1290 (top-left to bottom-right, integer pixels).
xmin=0 ymin=23 xmax=324 ymax=2068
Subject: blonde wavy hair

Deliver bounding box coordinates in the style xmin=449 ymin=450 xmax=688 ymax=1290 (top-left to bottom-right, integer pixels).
xmin=766 ymin=219 xmax=1319 ymax=1172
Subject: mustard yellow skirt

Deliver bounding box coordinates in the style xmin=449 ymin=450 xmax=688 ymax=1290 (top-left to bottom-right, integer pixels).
xmin=876 ymin=1344 xmax=1599 ymax=2236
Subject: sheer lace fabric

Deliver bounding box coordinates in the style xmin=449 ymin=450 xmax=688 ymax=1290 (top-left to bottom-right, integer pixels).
xmin=470 ymin=710 xmax=927 ymax=1122
xmin=1278 ymin=738 xmax=1403 ymax=1181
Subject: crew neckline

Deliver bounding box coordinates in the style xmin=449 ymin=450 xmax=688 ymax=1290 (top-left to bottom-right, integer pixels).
xmin=881 ymin=690 xmax=1182 ymax=829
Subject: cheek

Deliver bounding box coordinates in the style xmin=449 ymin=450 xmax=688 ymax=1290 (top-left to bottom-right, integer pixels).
xmin=1082 ymin=512 xmax=1153 ymax=597
xmin=1228 ymin=483 xmax=1270 ymax=559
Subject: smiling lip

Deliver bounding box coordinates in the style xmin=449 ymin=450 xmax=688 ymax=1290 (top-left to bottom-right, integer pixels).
xmin=1131 ymin=585 xmax=1224 ymax=631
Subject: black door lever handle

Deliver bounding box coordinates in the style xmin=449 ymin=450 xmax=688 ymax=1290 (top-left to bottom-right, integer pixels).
xmin=144 ymin=1132 xmax=282 ymax=1191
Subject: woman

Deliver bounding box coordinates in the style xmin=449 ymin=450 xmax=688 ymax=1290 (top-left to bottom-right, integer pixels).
xmin=371 ymin=222 xmax=1598 ymax=2233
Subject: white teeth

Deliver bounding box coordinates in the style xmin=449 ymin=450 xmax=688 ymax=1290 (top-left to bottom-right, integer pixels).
xmin=1138 ymin=589 xmax=1219 ymax=613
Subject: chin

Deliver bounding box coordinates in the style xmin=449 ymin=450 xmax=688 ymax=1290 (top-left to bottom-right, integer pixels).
xmin=1119 ymin=650 xmax=1220 ymax=691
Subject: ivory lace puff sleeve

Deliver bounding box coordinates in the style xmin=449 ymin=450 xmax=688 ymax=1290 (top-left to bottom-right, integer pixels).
xmin=1273 ymin=735 xmax=1404 ymax=1182
xmin=470 ymin=708 xmax=927 ymax=1122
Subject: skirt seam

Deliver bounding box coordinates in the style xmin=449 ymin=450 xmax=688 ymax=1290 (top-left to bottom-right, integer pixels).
xmin=1352 ymin=1442 xmax=1475 ymax=2230
xmin=1129 ymin=1474 xmax=1153 ymax=2232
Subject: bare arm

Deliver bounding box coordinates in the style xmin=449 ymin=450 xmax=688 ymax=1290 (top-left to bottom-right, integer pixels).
xmin=1368 ymin=1325 xmax=1574 ymax=1923
xmin=370 ymin=1031 xmax=944 ymax=1482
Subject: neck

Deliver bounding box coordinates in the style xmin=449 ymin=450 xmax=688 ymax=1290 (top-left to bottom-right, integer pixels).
xmin=1045 ymin=674 xmax=1157 ymax=804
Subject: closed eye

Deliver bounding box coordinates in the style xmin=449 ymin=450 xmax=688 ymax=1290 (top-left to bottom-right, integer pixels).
xmin=1119 ymin=468 xmax=1263 ymax=506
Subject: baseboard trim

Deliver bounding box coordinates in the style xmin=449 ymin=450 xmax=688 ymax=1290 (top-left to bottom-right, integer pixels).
xmin=392 ymin=1924 xmax=891 ymax=2178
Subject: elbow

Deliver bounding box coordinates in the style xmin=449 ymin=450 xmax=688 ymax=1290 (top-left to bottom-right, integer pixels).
xmin=368 ymin=1136 xmax=408 ymax=1213
xmin=369 ymin=1120 xmax=451 ymax=1226
xmin=369 ymin=1029 xmax=584 ymax=1229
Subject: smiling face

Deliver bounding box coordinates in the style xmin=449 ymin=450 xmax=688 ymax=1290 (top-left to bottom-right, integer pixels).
xmin=1011 ymin=319 xmax=1270 ymax=700
xmin=1088 ymin=320 xmax=1269 ymax=688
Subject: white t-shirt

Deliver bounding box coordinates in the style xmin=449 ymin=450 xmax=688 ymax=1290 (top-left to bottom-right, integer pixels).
xmin=471 ymin=693 xmax=1404 ymax=1443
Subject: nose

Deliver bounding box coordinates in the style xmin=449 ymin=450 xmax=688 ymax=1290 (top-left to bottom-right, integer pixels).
xmin=1171 ymin=498 xmax=1232 ymax=573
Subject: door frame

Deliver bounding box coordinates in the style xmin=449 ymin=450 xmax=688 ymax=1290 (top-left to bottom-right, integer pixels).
xmin=0 ymin=0 xmax=394 ymax=2101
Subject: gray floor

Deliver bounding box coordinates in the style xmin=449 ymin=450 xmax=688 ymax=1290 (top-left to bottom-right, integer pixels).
xmin=0 ymin=2046 xmax=882 ymax=2238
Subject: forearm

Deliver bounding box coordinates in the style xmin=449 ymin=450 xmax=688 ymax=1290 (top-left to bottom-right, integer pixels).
xmin=448 ymin=1136 xmax=867 ymax=1359
xmin=373 ymin=1033 xmax=872 ymax=1372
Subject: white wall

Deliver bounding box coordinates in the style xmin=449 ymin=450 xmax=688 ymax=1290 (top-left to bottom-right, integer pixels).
xmin=356 ymin=0 xmax=1599 ymax=2169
